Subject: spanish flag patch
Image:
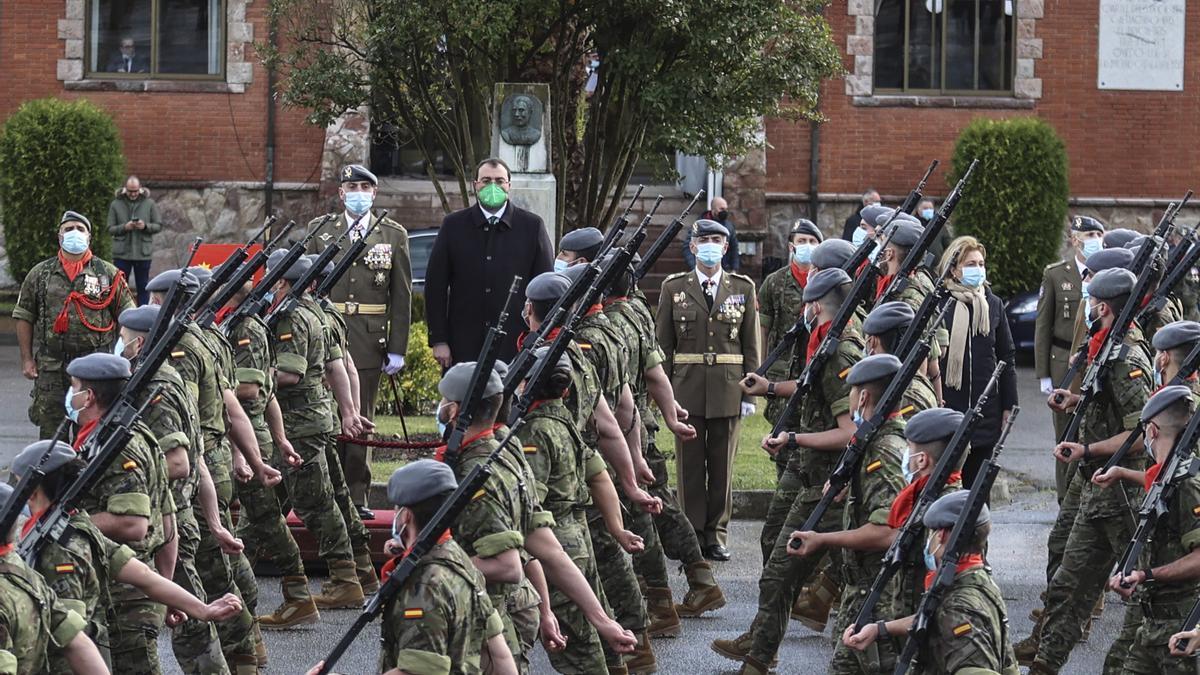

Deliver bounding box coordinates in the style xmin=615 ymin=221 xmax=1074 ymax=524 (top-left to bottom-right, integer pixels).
xmin=897 ymin=405 xmax=915 ymax=417
xmin=170 ymin=350 xmax=185 ymax=359
xmin=866 ymin=460 xmax=883 ymax=474
xmin=1192 ymin=504 xmax=1200 ymax=517
xmin=402 ymin=608 xmax=424 ymax=620
xmin=1130 ymin=369 xmax=1144 ymax=380
xmin=54 ymin=563 xmax=74 ymax=574
xmin=122 ymin=460 xmax=138 ymax=472
xmin=838 ymin=367 xmax=851 ymax=380
xmin=472 ymin=489 xmax=486 ymax=501
xmin=237 ymin=338 xmax=251 ymax=347
xmin=151 ymin=395 xmax=162 ymax=406
xmin=523 ymin=446 xmax=538 ymax=454
xmin=577 ymin=342 xmax=593 ymax=350
xmin=279 ymin=333 xmax=293 ymax=342
xmin=953 ymin=622 xmax=973 ymax=637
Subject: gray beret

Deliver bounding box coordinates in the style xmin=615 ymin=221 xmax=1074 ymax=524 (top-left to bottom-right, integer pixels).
xmin=873 ymin=210 xmax=920 ymax=229
xmin=811 ymin=239 xmax=856 ymax=271
xmin=1142 ymin=385 xmax=1193 ymax=424
xmin=905 ymin=408 xmax=965 ymax=444
xmin=923 ymin=490 xmax=990 ymax=530
xmin=1088 ymin=268 xmax=1137 ymax=300
xmin=1103 ymin=228 xmax=1140 ymax=250
xmin=11 ymin=440 xmax=76 ymax=480
xmin=146 ymin=269 xmax=199 ymax=293
xmin=60 ymin=210 xmax=91 ymax=231
xmin=560 ymin=227 xmax=604 ymax=253
xmin=863 ymin=301 xmax=915 ymax=336
xmin=493 ymin=360 xmax=510 ymax=381
xmin=790 ymin=219 xmax=824 ymax=243
xmin=1152 ymin=321 xmax=1200 ymax=351
xmin=303 ymin=253 xmax=334 ymax=278
xmin=1071 ymin=216 xmax=1105 ymax=234
xmin=847 ymin=353 xmax=902 ymax=386
xmin=859 ymin=205 xmax=891 ymax=228
xmin=1084 ymin=247 xmax=1134 ymax=274
xmin=691 ymin=219 xmax=729 ymax=239
xmin=559 ymin=263 xmax=588 ymax=285
xmin=387 ymin=459 xmax=456 ymax=508
xmin=533 ymin=346 xmax=571 ymax=374
xmin=119 ymin=305 xmax=160 ymax=333
xmin=187 ymin=266 xmax=213 ymax=286
xmin=340 ymin=164 xmax=378 ymax=185
xmin=439 ymin=362 xmax=503 ymax=403
xmin=802 ymin=268 xmax=851 ymax=302
xmin=267 ymin=249 xmax=310 ymax=282
xmin=0 ymin=483 xmax=14 ymax=525
xmin=526 ymin=272 xmax=571 ymax=302
xmin=883 ymin=221 xmax=924 ymax=249
xmin=66 ymin=353 xmax=132 ymax=381
xmin=1123 ymin=235 xmax=1148 ymax=251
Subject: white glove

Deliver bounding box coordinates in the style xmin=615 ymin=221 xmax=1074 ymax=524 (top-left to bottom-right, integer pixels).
xmin=1039 ymin=377 xmax=1053 ymax=395
xmin=740 ymin=402 xmax=756 ymax=418
xmin=383 ymin=353 xmax=406 ymax=375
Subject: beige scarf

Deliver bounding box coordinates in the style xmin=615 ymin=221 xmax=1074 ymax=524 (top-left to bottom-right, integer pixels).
xmin=944 ymin=279 xmax=990 ymax=390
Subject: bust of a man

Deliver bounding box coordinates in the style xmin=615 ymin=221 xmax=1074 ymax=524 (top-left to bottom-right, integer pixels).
xmin=500 ymin=95 xmax=541 ymax=146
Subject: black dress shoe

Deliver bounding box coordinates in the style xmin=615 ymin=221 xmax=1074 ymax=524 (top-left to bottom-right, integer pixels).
xmin=356 ymin=505 xmax=376 ymax=521
xmin=704 ymin=544 xmax=731 ymax=561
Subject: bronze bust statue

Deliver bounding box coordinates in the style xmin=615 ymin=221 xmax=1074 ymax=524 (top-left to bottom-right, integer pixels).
xmin=500 ymin=94 xmax=542 ymax=146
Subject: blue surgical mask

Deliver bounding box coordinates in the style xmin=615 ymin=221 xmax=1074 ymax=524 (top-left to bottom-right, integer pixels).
xmin=553 ymin=259 xmax=570 ymax=273
xmin=961 ymin=266 xmax=986 ymax=288
xmin=112 ymin=337 xmax=126 ymax=357
xmin=436 ymin=402 xmax=451 ymax=439
xmin=920 ymin=208 xmax=935 ymax=221
xmin=61 ymin=230 xmax=89 ymax=255
xmin=695 ymin=242 xmax=723 ymax=267
xmin=792 ymin=244 xmax=814 ymax=266
xmin=344 ymin=191 xmax=374 ymax=215
xmin=852 ymin=226 xmax=869 ymax=248
xmin=901 ymin=446 xmax=917 ymax=484
xmin=1080 ymin=282 xmax=1090 ymax=303
xmin=1085 ymin=302 xmax=1097 ymax=330
xmin=1082 ymin=238 xmax=1102 ymax=259
xmin=852 ymin=408 xmax=864 ymax=426
xmin=263 ymin=291 xmax=276 ymax=306
xmin=924 ymin=536 xmax=939 ymax=571
xmin=64 ymin=386 xmax=83 ymax=423
xmin=1153 ymin=367 xmax=1163 ymax=389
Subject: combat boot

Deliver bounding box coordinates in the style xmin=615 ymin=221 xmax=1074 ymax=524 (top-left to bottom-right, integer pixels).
xmin=259 ymin=576 xmax=320 ymax=629
xmin=356 ymin=552 xmax=380 ymax=595
xmin=607 ymin=663 xmax=629 ymax=675
xmin=229 ymin=654 xmax=259 ymax=675
xmin=626 ymin=630 xmax=657 ymax=674
xmin=1028 ymin=659 xmax=1057 ymax=675
xmin=313 ymin=560 xmax=366 ymax=609
xmin=645 ymin=587 xmax=682 ymax=638
xmin=253 ymin=623 xmax=268 ymax=666
xmin=1013 ymin=623 xmax=1041 ymax=667
xmin=676 ymin=561 xmax=726 ymax=617
xmin=711 ymin=632 xmax=779 ymax=667
xmin=790 ymin=567 xmax=839 ymax=632
xmin=738 ymin=656 xmax=772 ymax=675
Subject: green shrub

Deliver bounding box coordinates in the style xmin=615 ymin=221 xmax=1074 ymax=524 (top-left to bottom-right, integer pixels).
xmin=376 ymin=321 xmax=441 ymax=415
xmin=410 ymin=291 xmax=425 ymax=325
xmin=946 ymin=117 xmax=1069 ymax=298
xmin=0 ymin=98 xmax=125 ymax=279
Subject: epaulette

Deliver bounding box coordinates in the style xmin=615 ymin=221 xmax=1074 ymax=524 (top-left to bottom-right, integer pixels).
xmin=378 ymin=217 xmax=408 ymax=234
xmin=728 ymin=271 xmax=755 ymax=284
xmin=1045 ymin=260 xmax=1068 ymax=271
xmin=307 ymin=214 xmax=338 ymax=229
xmin=663 ymin=271 xmax=690 ymax=283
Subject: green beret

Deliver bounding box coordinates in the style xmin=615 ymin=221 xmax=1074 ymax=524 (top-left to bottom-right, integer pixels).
xmin=560 ymin=227 xmax=604 ymax=253
xmin=1152 ymin=321 xmax=1200 ymax=352
xmin=883 ymin=221 xmax=924 ymax=248
xmin=60 ymin=210 xmax=91 ymax=231
xmin=790 ymin=219 xmax=824 ymax=243
xmin=1084 ymin=248 xmax=1134 ymax=274
xmin=802 ymin=268 xmax=851 ymax=302
xmin=146 ymin=269 xmax=199 ymax=293
xmin=526 ymin=272 xmax=571 ymax=302
xmin=118 ymin=305 xmax=160 ymax=333
xmin=439 ymin=362 xmax=503 ymax=403
xmin=923 ymin=490 xmax=990 ymax=530
xmin=905 ymin=408 xmax=964 ymax=444
xmin=1142 ymin=384 xmax=1193 ymax=424
xmin=811 ymin=239 xmax=856 ymax=271
xmin=690 ymin=219 xmax=729 ymax=239
xmin=11 ymin=441 xmax=76 ymax=481
xmin=66 ymin=353 xmax=132 ymax=381
xmin=847 ymin=353 xmax=901 ymax=386
xmin=863 ymin=302 xmax=915 ymax=336
xmin=1087 ymin=268 xmax=1136 ymax=300
xmin=1103 ymin=228 xmax=1140 ymax=250
xmin=1071 ymin=216 xmax=1105 ymax=234
xmin=387 ymin=459 xmax=456 ymax=507
xmin=340 ymin=164 xmax=378 ymax=185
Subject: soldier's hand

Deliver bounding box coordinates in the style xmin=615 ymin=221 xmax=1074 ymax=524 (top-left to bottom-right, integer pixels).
xmin=1109 ymin=571 xmax=1144 ymax=598
xmin=1054 ymin=442 xmax=1085 ymax=463
xmin=1091 ymin=466 xmax=1121 ymax=489
xmin=257 ymin=464 xmax=283 ymax=488
xmin=740 ymin=402 xmax=756 ymax=418
xmin=740 ymin=373 xmax=769 ymax=396
xmin=674 ymin=402 xmax=689 ymax=422
xmin=21 ymin=358 xmax=36 ymax=380
xmin=341 ymin=415 xmax=363 ymax=439
xmin=842 ymin=622 xmax=879 ymax=651
xmin=615 ymin=529 xmax=645 ymax=554
xmin=668 ymin=419 xmax=697 ymax=441
xmin=630 ymin=489 xmax=662 ymax=515
xmin=1039 ymin=377 xmax=1054 ymax=395
xmin=597 ymin=620 xmax=637 ymax=654
xmin=539 ymin=610 xmax=567 ymax=652
xmin=124 ymin=221 xmax=136 ymax=231
xmin=165 ymin=609 xmax=187 ymax=628
xmin=634 ymin=457 xmax=655 ymax=486
xmin=1047 ymin=388 xmax=1078 ymax=413
xmin=787 ymin=531 xmax=822 ymax=558
xmin=358 ymin=415 xmax=376 ymax=434
xmin=233 ymin=463 xmax=253 ymax=483
xmin=762 ymin=433 xmax=785 ymax=456
xmin=432 ymin=343 xmax=453 ymax=369
xmin=383 ymin=538 xmax=404 ymax=556
xmin=278 ymin=439 xmax=303 ymax=468
xmin=1170 ymin=628 xmax=1200 ymax=656
xmin=212 ymin=525 xmax=244 ymax=555
xmin=203 ymin=593 xmax=244 ymax=622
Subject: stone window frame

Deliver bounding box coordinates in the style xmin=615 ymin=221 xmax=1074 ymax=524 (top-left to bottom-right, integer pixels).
xmin=58 ymin=0 xmax=255 ymax=93
xmin=844 ymin=0 xmax=1043 ymax=108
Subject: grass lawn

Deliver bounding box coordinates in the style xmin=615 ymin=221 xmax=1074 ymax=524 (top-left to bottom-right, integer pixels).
xmin=369 ymin=406 xmax=780 ymax=490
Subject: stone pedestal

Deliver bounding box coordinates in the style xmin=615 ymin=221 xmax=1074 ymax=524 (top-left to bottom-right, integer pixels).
xmin=509 ymin=173 xmax=557 ymax=242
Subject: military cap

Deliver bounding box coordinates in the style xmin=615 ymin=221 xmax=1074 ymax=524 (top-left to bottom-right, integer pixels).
xmin=1071 ymin=216 xmax=1105 ymax=234
xmin=146 ymin=269 xmax=199 ymax=293
xmin=303 ymin=253 xmax=335 ymax=277
xmin=0 ymin=482 xmax=15 ymax=531
xmin=1123 ymin=235 xmax=1147 ymax=251
xmin=1154 ymin=321 xmax=1200 ymax=352
xmin=873 ymin=210 xmax=920 ymax=229
xmin=493 ymin=360 xmax=509 ymax=381
xmin=863 ymin=301 xmax=915 ymax=336
xmin=1103 ymin=228 xmax=1140 ymax=250
xmin=883 ymin=221 xmax=924 ymax=248
xmin=526 ymin=272 xmax=571 ymax=302
xmin=267 ymin=249 xmax=311 ymax=282
xmin=859 ymin=205 xmax=892 ymax=228
xmin=790 ymin=219 xmax=824 ymax=243
xmin=691 ymin=219 xmax=729 ymax=239
xmin=905 ymin=408 xmax=965 ymax=444
xmin=1084 ymin=247 xmax=1134 ymax=274
xmin=533 ymin=345 xmax=571 ymax=373
xmin=560 ymin=227 xmax=604 ymax=253
xmin=1142 ymin=385 xmax=1194 ymax=424
xmin=846 ymin=353 xmax=902 ymax=386
xmin=811 ymin=239 xmax=856 ymax=271
xmin=11 ymin=440 xmax=76 ymax=481
xmin=60 ymin=210 xmax=91 ymax=231
xmin=923 ymin=490 xmax=990 ymax=530
xmin=187 ymin=266 xmax=213 ymax=286
xmin=118 ymin=305 xmax=160 ymax=333
xmin=559 ymin=263 xmax=588 ymax=285
xmin=66 ymin=353 xmax=132 ymax=381
xmin=802 ymin=268 xmax=851 ymax=302
xmin=387 ymin=459 xmax=457 ymax=508
xmin=439 ymin=362 xmax=503 ymax=403
xmin=1087 ymin=267 xmax=1137 ymax=300
xmin=339 ymin=164 xmax=378 ymax=185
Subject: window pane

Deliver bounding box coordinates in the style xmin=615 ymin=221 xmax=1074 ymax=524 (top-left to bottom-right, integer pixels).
xmin=977 ymin=0 xmax=1013 ymax=90
xmin=906 ymin=0 xmax=939 ymax=89
xmin=875 ymin=0 xmax=906 ymax=89
xmin=944 ymin=0 xmax=977 ymax=90
xmin=90 ymin=0 xmax=152 ymax=74
xmin=157 ymin=0 xmax=222 ymax=75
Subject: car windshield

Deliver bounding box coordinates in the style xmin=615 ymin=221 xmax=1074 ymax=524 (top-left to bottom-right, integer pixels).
xmin=410 ymin=232 xmax=435 ymax=281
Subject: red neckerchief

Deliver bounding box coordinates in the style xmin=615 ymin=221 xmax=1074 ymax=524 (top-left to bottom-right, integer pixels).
xmin=1156 ymin=373 xmax=1200 ymax=395
xmin=887 ymin=472 xmax=963 ymax=529
xmin=72 ymin=419 xmax=100 ymax=451
xmin=1144 ymin=462 xmax=1163 ymax=493
xmin=52 ymin=252 xmax=126 ymax=335
xmin=602 ymin=296 xmax=629 ymax=308
xmin=875 ymin=273 xmax=895 ymax=301
xmin=435 ymin=428 xmax=495 ymax=463
xmin=0 ymin=545 xmax=12 ymax=557
xmin=379 ymin=530 xmax=453 ymax=582
xmin=20 ymin=507 xmax=48 ymax=539
xmin=924 ymin=554 xmax=985 ymax=590
xmin=215 ymin=306 xmax=237 ymax=324
xmin=1139 ymin=294 xmax=1152 ymax=310
xmin=806 ymin=320 xmax=832 ymax=361
xmin=59 ymin=250 xmax=93 ymax=282
xmin=856 ymin=259 xmax=870 ymax=275
xmin=585 ymin=304 xmax=604 ymax=317
xmin=789 ymin=261 xmax=809 ymax=288
xmin=1087 ymin=326 xmax=1111 ymax=364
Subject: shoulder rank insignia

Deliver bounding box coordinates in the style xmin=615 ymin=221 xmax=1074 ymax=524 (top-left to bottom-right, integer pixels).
xmin=472 ymin=488 xmax=487 ymax=501
xmin=866 ymin=460 xmax=883 ymax=474
xmin=952 ymin=622 xmax=973 ymax=637
xmin=402 ymin=608 xmax=424 ymax=620
xmin=577 ymin=342 xmax=593 ymax=350
xmin=279 ymin=333 xmax=293 ymax=342
xmin=54 ymin=563 xmax=75 ymax=575
xmin=1191 ymin=504 xmax=1200 ymax=517
xmin=838 ymin=367 xmax=851 ymax=380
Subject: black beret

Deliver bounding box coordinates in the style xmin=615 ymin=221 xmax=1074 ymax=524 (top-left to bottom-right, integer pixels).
xmin=802 ymin=268 xmax=851 ymax=302
xmin=1152 ymin=321 xmax=1200 ymax=352
xmin=60 ymin=210 xmax=91 ymax=231
xmin=526 ymin=272 xmax=571 ymax=302
xmin=387 ymin=459 xmax=456 ymax=507
xmin=691 ymin=219 xmax=729 ymax=239
xmin=1088 ymin=268 xmax=1137 ymax=300
xmin=146 ymin=269 xmax=199 ymax=293
xmin=187 ymin=266 xmax=213 ymax=286
xmin=267 ymin=249 xmax=311 ymax=282
xmin=847 ymin=353 xmax=902 ymax=386
xmin=863 ymin=301 xmax=915 ymax=336
xmin=339 ymin=164 xmax=378 ymax=185
xmin=1084 ymin=248 xmax=1134 ymax=274
xmin=1142 ymin=385 xmax=1193 ymax=424
xmin=1071 ymin=216 xmax=1105 ymax=234
xmin=905 ymin=408 xmax=965 ymax=444
xmin=11 ymin=440 xmax=76 ymax=480
xmin=859 ymin=205 xmax=891 ymax=228
xmin=923 ymin=490 xmax=990 ymax=530
xmin=66 ymin=353 xmax=132 ymax=381
xmin=883 ymin=221 xmax=924 ymax=248
xmin=1103 ymin=228 xmax=1140 ymax=250
xmin=560 ymin=227 xmax=604 ymax=253
xmin=119 ymin=305 xmax=160 ymax=333
xmin=790 ymin=219 xmax=824 ymax=243
xmin=811 ymin=240 xmax=856 ymax=271
xmin=439 ymin=362 xmax=503 ymax=402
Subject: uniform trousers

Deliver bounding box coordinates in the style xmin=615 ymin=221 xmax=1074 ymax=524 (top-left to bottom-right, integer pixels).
xmin=338 ymin=366 xmax=382 ymax=505
xmin=676 ymin=414 xmax=740 ymax=547
xmin=643 ymin=437 xmax=705 ymax=566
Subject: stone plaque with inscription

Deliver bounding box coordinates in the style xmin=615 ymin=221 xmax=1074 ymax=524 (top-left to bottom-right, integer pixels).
xmin=1098 ymin=0 xmax=1186 ymax=91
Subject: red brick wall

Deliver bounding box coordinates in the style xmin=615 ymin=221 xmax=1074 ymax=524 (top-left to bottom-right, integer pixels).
xmin=0 ymin=2 xmax=325 ymax=185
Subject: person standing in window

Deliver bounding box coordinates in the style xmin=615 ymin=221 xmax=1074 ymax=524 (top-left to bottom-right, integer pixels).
xmin=106 ymin=37 xmax=147 ymax=73
xmin=841 ymin=189 xmax=881 ymax=242
xmin=107 ymin=176 xmax=161 ymax=306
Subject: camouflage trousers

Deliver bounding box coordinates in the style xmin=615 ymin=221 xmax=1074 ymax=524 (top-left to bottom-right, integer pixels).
xmin=170 ymin=507 xmax=231 ymax=675
xmin=1045 ymin=464 xmax=1083 ymax=585
xmin=749 ymin=494 xmax=845 ymax=665
xmin=29 ymin=364 xmax=71 ymax=439
xmin=587 ymin=504 xmax=650 ymax=645
xmin=623 ymin=479 xmax=670 ymax=589
xmin=643 ymin=438 xmax=705 ymax=567
xmin=546 ymin=511 xmax=610 ymax=674
xmin=195 ymin=471 xmax=259 ymax=666
xmin=1103 ymin=600 xmax=1144 ymax=675
xmin=829 ymin=582 xmax=898 ymax=675
xmin=235 ymin=430 xmax=306 ymax=579
xmin=760 ymin=462 xmax=803 ymax=566
xmin=1117 ymin=611 xmax=1200 ymax=675
xmin=486 ymin=579 xmax=541 ymax=675
xmin=280 ymin=432 xmax=354 ymax=566
xmin=109 ymin=581 xmax=167 ymax=675
xmin=323 ymin=432 xmax=372 ymax=560
xmin=1050 ymin=410 xmax=1077 ymax=504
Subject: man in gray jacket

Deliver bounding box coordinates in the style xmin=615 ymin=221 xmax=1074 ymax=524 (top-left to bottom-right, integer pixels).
xmin=107 ymin=176 xmax=161 ymax=305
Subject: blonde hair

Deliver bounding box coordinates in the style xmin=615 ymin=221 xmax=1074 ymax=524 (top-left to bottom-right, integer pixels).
xmin=940 ymin=235 xmax=987 ymax=277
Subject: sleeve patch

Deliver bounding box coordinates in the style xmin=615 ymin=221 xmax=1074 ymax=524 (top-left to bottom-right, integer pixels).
xmin=279 ymin=333 xmax=293 ymax=342
xmin=237 ymin=338 xmax=252 ymax=347
xmin=866 ymin=460 xmax=883 ymax=474
xmin=402 ymin=608 xmax=424 ymax=620
xmin=838 ymin=367 xmax=851 ymax=380
xmin=54 ymin=563 xmax=75 ymax=574
xmin=523 ymin=445 xmax=538 ymax=454
xmin=1129 ymin=369 xmax=1143 ymax=379
xmin=1191 ymin=504 xmax=1200 ymax=517
xmin=170 ymin=350 xmax=185 ymax=359
xmin=953 ymin=622 xmax=973 ymax=637
xmin=122 ymin=460 xmax=138 ymax=471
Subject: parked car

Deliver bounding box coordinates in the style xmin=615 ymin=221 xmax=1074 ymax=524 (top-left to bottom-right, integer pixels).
xmin=409 ymin=229 xmax=437 ymax=294
xmin=1005 ymin=288 xmax=1038 ymax=352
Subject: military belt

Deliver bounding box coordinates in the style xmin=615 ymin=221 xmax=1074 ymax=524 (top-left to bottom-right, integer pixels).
xmin=1052 ymin=337 xmax=1074 ymax=350
xmin=333 ymin=301 xmax=387 ymax=316
xmin=673 ymin=353 xmax=744 ymax=366
xmin=1139 ymin=596 xmax=1195 ymax=620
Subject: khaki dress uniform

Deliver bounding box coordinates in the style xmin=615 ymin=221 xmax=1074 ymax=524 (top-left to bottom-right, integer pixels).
xmin=1034 ymin=258 xmax=1084 ymax=501
xmin=656 ymin=269 xmax=760 ymax=548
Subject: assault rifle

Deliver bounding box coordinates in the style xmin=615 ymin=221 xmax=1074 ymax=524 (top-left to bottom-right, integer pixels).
xmin=634 ymin=189 xmax=705 ymax=281
xmin=600 ymin=184 xmax=644 ymax=252
xmin=853 ymin=362 xmax=1006 ymax=631
xmin=841 ymin=161 xmax=939 ymax=277
xmin=1135 ymin=192 xmax=1197 ymax=328
xmin=145 ymin=237 xmax=202 ymax=345
xmin=1176 ymin=596 xmax=1200 ymax=652
xmin=183 ymin=216 xmax=276 ymax=321
xmin=892 ymin=252 xmax=959 ymax=359
xmin=894 ymin=407 xmax=1020 ymax=675
xmin=194 ymin=219 xmax=295 ymax=329
xmin=0 ymin=420 xmax=69 ymax=541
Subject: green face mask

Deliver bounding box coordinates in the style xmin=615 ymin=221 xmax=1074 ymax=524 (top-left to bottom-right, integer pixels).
xmin=478 ymin=183 xmax=508 ymax=210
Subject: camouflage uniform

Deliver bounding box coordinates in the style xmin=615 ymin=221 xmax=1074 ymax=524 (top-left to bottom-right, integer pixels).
xmin=380 ymin=538 xmax=505 ymax=675
xmin=890 ymin=480 xmax=962 ymax=620
xmin=13 ymin=255 xmax=133 ymax=437
xmin=0 ymin=550 xmax=89 ymax=675
xmin=1140 ymin=298 xmax=1185 ymax=350
xmin=1034 ymin=329 xmax=1153 ymax=672
xmin=757 ymin=264 xmax=807 ymax=431
xmin=878 ymin=268 xmax=945 ymax=362
xmin=1178 ymin=266 xmax=1200 ymax=322
xmin=916 ymin=567 xmax=1020 ymax=675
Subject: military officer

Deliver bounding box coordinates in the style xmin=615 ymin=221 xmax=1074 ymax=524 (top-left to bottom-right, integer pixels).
xmin=14 ymin=210 xmax=134 ymax=438
xmin=306 ymin=163 xmax=412 ymax=518
xmin=656 ymin=219 xmax=761 ymax=559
